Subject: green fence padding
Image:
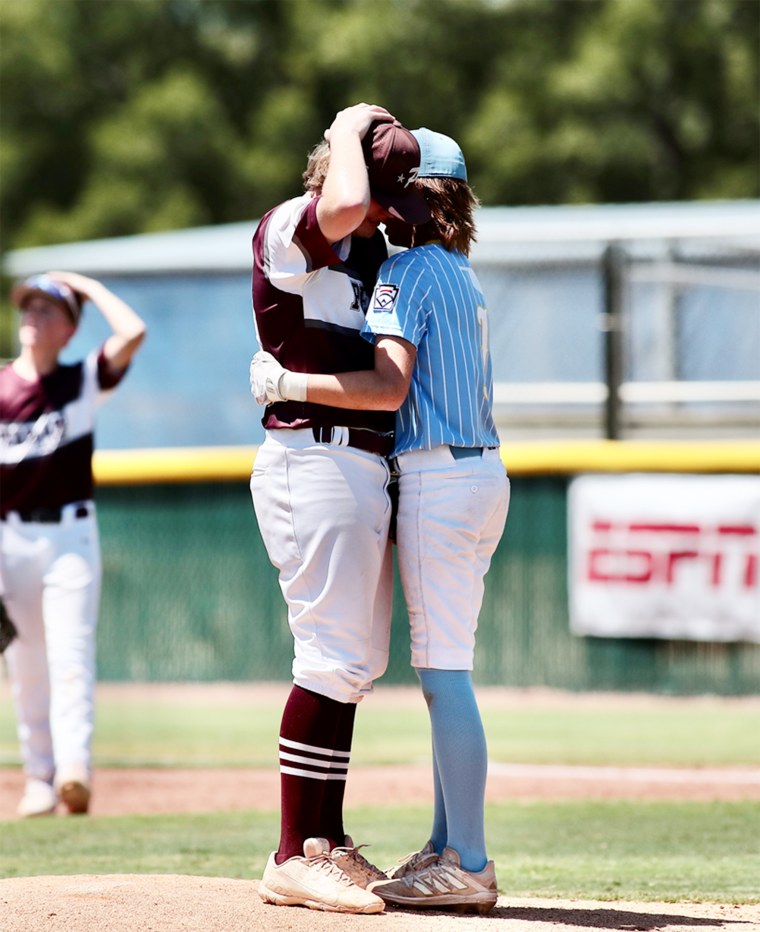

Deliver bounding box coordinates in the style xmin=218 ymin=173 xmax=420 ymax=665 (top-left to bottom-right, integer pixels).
xmin=93 ymin=478 xmax=760 ymax=694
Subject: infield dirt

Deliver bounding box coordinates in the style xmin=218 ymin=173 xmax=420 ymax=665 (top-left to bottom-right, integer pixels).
xmin=0 ymin=875 xmax=758 ymax=932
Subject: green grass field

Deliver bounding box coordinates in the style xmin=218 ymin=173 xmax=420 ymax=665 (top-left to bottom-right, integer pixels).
xmin=0 ymin=802 xmax=758 ymax=903
xmin=1 ymin=684 xmax=759 ymax=903
xmin=3 ymin=685 xmax=759 ymax=768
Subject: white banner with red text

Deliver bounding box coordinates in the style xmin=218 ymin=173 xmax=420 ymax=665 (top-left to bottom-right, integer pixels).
xmin=568 ymin=474 xmax=760 ymax=643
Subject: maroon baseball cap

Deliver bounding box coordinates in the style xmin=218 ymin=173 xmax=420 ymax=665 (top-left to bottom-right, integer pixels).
xmin=11 ymin=274 xmax=83 ymax=325
xmin=362 ymin=120 xmax=431 ymax=225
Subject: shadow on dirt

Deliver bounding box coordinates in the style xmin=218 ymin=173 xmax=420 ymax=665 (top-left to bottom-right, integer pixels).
xmin=480 ymin=904 xmax=752 ymax=928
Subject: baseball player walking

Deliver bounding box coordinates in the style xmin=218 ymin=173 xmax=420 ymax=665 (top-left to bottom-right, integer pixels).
xmin=252 ymin=127 xmax=509 ymax=913
xmin=249 ymin=103 xmax=431 ymax=914
xmin=0 ymin=272 xmax=146 ymax=817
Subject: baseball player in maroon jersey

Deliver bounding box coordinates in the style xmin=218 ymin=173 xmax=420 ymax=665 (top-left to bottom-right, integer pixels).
xmin=250 ymin=103 xmax=430 ymax=914
xmin=0 ymin=272 xmax=146 ymax=817
xmin=252 ymin=127 xmax=509 ymax=913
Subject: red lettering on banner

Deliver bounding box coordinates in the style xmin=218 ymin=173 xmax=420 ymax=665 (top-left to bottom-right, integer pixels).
xmin=629 ymin=523 xmax=700 ymax=534
xmin=584 ymin=521 xmax=758 ymax=590
xmin=588 ymin=549 xmax=654 ymax=583
xmin=710 ymin=552 xmax=722 ymax=587
xmin=746 ymin=554 xmax=758 ymax=588
xmin=665 ymin=551 xmax=700 ymax=583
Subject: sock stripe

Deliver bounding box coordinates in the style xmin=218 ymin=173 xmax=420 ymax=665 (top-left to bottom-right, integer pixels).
xmin=280 ymin=750 xmax=350 ymax=771
xmin=277 ymin=747 xmax=350 ymax=768
xmin=280 ymin=765 xmax=349 ymax=781
xmin=279 ymin=736 xmax=351 ymax=759
xmin=278 ymin=733 xmax=351 ymax=782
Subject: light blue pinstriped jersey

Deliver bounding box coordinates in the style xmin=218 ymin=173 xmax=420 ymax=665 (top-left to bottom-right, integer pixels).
xmin=362 ymin=243 xmax=501 ymax=456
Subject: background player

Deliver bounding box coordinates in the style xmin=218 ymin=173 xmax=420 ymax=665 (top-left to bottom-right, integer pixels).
xmin=251 ymin=127 xmax=510 ymax=913
xmin=249 ymin=103 xmax=430 ymax=914
xmin=0 ymin=271 xmax=146 ymax=817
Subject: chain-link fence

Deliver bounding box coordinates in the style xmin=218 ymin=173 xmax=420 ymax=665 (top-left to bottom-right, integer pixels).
xmin=3 ymin=202 xmax=758 ymax=449
xmin=80 ymin=476 xmax=760 ymax=693
xmin=472 ymin=203 xmax=760 ymax=442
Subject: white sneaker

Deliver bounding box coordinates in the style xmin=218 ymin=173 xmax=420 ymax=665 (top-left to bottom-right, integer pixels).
xmin=369 ymin=846 xmax=498 ymax=914
xmin=55 ymin=766 xmax=91 ymax=815
xmin=17 ymin=779 xmax=57 ymax=818
xmin=331 ymin=835 xmax=387 ymax=887
xmin=258 ymin=837 xmax=385 ymax=913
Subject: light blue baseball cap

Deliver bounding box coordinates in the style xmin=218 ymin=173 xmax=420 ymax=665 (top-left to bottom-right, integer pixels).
xmin=11 ymin=274 xmax=84 ymax=325
xmin=411 ymin=127 xmax=468 ymax=181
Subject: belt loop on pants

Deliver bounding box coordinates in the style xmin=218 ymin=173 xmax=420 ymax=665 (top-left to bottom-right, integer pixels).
xmin=312 ymin=426 xmax=394 ymax=457
xmin=449 ymin=446 xmax=484 ymax=460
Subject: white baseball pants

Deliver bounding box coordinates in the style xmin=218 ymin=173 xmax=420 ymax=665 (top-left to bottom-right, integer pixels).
xmin=394 ymin=446 xmax=510 ymax=670
xmin=1 ymin=504 xmax=101 ymax=784
xmin=250 ymin=429 xmax=393 ymax=704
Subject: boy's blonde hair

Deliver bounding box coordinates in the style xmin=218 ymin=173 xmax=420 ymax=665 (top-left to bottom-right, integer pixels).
xmin=303 ymin=140 xmax=331 ymax=194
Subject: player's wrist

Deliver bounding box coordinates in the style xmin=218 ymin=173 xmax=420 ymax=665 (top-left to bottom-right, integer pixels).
xmin=279 ymin=370 xmax=308 ymax=402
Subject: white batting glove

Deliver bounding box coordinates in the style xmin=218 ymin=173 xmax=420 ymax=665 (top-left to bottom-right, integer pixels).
xmin=250 ymin=351 xmax=287 ymax=404
xmin=249 ymin=351 xmax=308 ymax=404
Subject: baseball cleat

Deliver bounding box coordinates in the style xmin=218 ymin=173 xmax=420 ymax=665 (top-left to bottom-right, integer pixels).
xmin=55 ymin=766 xmax=91 ymax=814
xmin=330 ymin=835 xmax=387 ymax=887
xmin=17 ymin=778 xmax=57 ymax=818
xmin=258 ymin=837 xmax=385 ymax=913
xmin=386 ymin=839 xmax=438 ymax=879
xmin=369 ymin=846 xmax=498 ymax=914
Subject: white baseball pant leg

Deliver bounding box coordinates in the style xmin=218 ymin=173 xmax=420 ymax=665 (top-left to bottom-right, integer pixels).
xmin=394 ymin=447 xmax=510 ymax=670
xmin=1 ymin=506 xmax=101 ymax=783
xmin=251 ymin=430 xmax=393 ymax=704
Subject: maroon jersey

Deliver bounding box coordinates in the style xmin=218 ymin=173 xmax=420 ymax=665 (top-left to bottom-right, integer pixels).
xmin=252 ymin=193 xmax=394 ymax=436
xmin=0 ymin=348 xmax=126 ymax=516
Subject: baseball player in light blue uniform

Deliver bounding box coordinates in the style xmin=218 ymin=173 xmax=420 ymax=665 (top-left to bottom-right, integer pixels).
xmin=252 ymin=127 xmax=510 ymax=913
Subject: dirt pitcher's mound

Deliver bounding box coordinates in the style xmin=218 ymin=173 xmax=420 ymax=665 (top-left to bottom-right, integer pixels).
xmin=0 ymin=875 xmax=759 ymax=932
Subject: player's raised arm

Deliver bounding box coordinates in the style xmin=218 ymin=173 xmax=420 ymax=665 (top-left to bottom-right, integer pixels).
xmin=47 ymin=271 xmax=147 ymax=371
xmin=316 ymin=103 xmax=394 ymax=243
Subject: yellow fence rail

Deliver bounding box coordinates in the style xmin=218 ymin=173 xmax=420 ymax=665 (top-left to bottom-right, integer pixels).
xmin=93 ymin=440 xmax=760 ymax=485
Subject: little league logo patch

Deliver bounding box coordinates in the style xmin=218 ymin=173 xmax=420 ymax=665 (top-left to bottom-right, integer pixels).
xmin=372 ymin=284 xmax=399 ymax=313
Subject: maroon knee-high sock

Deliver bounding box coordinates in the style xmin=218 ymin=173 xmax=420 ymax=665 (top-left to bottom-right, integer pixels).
xmin=275 ymin=685 xmax=349 ymax=862
xmin=321 ymin=701 xmax=357 ymax=848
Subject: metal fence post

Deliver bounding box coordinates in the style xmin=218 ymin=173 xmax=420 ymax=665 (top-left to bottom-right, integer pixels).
xmin=602 ymin=243 xmax=626 ymax=439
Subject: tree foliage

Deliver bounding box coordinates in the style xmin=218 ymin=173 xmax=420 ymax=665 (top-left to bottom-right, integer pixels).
xmin=1 ymin=0 xmax=757 ymax=250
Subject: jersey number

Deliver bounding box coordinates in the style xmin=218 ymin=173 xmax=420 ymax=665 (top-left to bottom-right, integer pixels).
xmin=477 ymin=304 xmax=490 ymax=399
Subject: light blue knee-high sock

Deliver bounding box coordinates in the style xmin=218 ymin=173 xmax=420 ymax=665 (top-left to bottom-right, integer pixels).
xmin=416 ymin=668 xmax=488 ymax=873
xmin=429 ymin=743 xmax=447 ymax=853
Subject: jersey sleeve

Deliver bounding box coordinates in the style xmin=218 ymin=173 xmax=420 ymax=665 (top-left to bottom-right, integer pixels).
xmin=94 ymin=347 xmax=129 ymax=405
xmin=361 ymin=252 xmax=431 ymax=348
xmin=261 ymin=196 xmax=349 ymax=296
